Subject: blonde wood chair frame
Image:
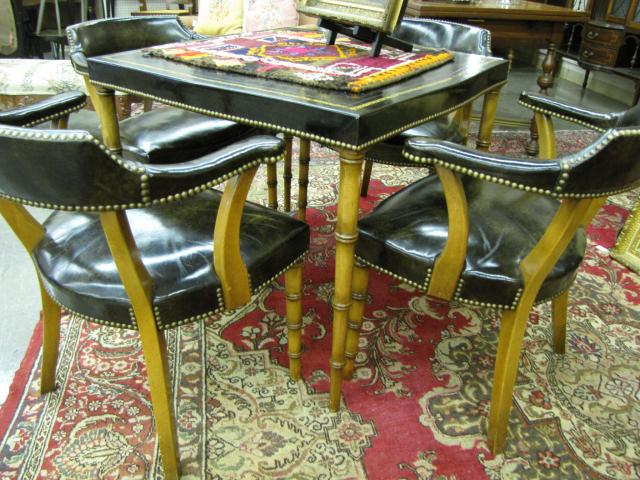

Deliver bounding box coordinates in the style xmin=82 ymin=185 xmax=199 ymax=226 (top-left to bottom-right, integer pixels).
xmin=0 ymin=96 xmax=305 ymax=479
xmin=342 ymin=112 xmax=608 ymax=454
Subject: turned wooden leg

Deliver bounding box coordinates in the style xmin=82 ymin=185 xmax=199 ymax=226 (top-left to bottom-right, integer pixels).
xmin=297 ymin=139 xmax=310 ymax=221
xmin=91 ymin=85 xmax=122 ymax=153
xmin=476 ymin=87 xmax=502 ymax=152
xmin=39 ymin=280 xmax=61 ymax=395
xmin=283 ymin=136 xmax=293 ymax=212
xmin=267 ymin=163 xmax=278 ymax=210
xmin=360 ymin=159 xmax=373 ymax=197
xmin=329 ymin=149 xmax=364 ymax=411
xmin=343 ymin=264 xmax=369 ymax=380
xmin=285 ymin=263 xmax=304 ymax=380
xmin=526 ymin=41 xmax=558 ymax=157
xmin=453 ymin=102 xmax=473 ymax=145
xmin=551 ymin=290 xmax=569 ymax=354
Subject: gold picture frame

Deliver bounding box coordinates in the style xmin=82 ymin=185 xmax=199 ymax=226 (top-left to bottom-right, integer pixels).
xmin=298 ymin=0 xmax=406 ymax=33
xmin=611 ymin=201 xmax=640 ymax=274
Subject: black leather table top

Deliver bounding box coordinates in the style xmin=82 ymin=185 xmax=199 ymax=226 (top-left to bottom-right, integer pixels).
xmin=87 ymin=31 xmax=509 ymax=150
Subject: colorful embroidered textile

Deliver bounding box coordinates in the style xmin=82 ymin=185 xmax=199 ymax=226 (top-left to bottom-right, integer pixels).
xmin=143 ymin=28 xmax=454 ymax=92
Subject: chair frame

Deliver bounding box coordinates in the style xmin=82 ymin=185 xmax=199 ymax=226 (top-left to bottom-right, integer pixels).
xmin=340 ymin=111 xmax=610 ymax=454
xmin=0 ymin=97 xmax=304 ymax=479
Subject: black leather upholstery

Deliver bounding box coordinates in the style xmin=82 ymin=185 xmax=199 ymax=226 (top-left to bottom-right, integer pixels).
xmin=0 ymin=108 xmax=308 ymax=330
xmin=366 ymin=19 xmax=492 ymax=166
xmin=67 ymin=16 xmax=204 ymax=75
xmin=392 ymin=18 xmax=492 ymax=57
xmin=0 ymin=127 xmax=284 ymax=209
xmin=520 ymin=91 xmax=640 ymax=132
xmin=35 ymin=190 xmax=309 ymax=329
xmin=67 ymin=16 xmax=255 ymax=165
xmin=0 ymin=92 xmax=86 ymax=127
xmin=356 ymin=103 xmax=640 ymax=308
xmin=357 ymin=176 xmax=583 ymax=307
xmin=519 ymin=91 xmax=618 ymax=131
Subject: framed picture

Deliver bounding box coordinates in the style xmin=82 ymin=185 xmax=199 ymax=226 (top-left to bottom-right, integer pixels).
xmin=612 ymin=202 xmax=640 ymax=274
xmin=298 ymin=0 xmax=406 ymax=33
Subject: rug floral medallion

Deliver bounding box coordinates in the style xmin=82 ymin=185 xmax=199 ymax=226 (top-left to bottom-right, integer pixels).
xmin=0 ymin=132 xmax=638 ymax=479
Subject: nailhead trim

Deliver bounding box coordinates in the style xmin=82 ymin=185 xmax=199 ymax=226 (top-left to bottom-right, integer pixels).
xmin=39 ymin=252 xmax=304 ymax=333
xmin=402 ymin=126 xmax=640 ymax=199
xmin=89 ymin=79 xmax=507 ymax=151
xmin=247 ymin=252 xmax=308 ymax=306
xmin=364 ymin=154 xmax=430 ymax=168
xmin=356 ymin=255 xmax=562 ymax=309
xmin=518 ymin=98 xmax=608 ymax=132
xmin=20 ymin=100 xmax=87 ymax=128
xmin=0 ymin=125 xmax=284 ymax=211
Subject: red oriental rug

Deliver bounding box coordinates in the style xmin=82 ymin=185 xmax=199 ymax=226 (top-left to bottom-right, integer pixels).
xmin=142 ymin=28 xmax=454 ymax=93
xmin=0 ymin=131 xmax=639 ymax=479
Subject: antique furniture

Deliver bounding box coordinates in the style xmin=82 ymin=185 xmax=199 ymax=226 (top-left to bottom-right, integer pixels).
xmin=343 ymin=91 xmax=640 ymax=453
xmin=67 ymin=16 xmax=257 ymax=165
xmin=360 ymin=18 xmax=492 ymax=197
xmin=405 ymin=0 xmax=589 ymax=154
xmin=0 ymin=92 xmax=309 ymax=480
xmin=518 ymin=90 xmax=640 ymax=273
xmin=562 ymin=0 xmax=640 ymax=102
xmin=83 ymin=26 xmax=510 ymax=426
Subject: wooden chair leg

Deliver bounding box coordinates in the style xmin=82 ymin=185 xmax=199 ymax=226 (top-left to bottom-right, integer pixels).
xmin=360 ymin=159 xmax=373 ymax=197
xmin=283 ymin=136 xmax=293 ymax=212
xmin=297 ymin=139 xmax=310 ymax=221
xmin=139 ymin=327 xmax=180 ymax=479
xmin=284 ymin=263 xmax=304 ymax=380
xmin=551 ymin=290 xmax=569 ymax=354
xmin=101 ymin=212 xmax=180 ymax=479
xmin=343 ymin=264 xmax=369 ymax=379
xmin=267 ymin=163 xmax=278 ymax=210
xmin=488 ymin=308 xmax=528 ymax=455
xmin=39 ymin=280 xmax=61 ymax=395
xmin=143 ymin=97 xmax=153 ymax=112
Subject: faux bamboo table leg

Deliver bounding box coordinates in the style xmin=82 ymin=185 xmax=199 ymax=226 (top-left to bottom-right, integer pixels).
xmin=92 ymin=85 xmax=122 ymax=153
xmin=283 ymin=135 xmax=293 ymax=212
xmin=297 ymin=139 xmax=311 ymax=221
xmin=329 ymin=149 xmax=364 ymax=412
xmin=476 ymin=87 xmax=502 ymax=152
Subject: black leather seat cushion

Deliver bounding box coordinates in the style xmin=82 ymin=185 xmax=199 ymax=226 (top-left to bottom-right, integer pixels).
xmin=367 ymin=118 xmax=464 ymax=166
xmin=356 ymin=176 xmax=585 ymax=308
xmin=92 ymin=108 xmax=256 ymax=164
xmin=34 ymin=190 xmax=309 ymax=329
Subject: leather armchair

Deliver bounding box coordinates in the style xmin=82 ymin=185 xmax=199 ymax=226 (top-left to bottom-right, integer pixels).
xmin=338 ymin=100 xmax=640 ymax=454
xmin=66 ymin=16 xmax=256 ymax=165
xmin=0 ymin=93 xmax=309 ymax=480
xmin=359 ymin=18 xmax=492 ymax=197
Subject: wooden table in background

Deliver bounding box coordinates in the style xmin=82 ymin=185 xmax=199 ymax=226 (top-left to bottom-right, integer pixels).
xmin=407 ymin=0 xmax=588 ymax=153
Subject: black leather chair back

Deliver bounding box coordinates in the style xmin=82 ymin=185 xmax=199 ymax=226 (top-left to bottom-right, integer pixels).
xmin=563 ymin=119 xmax=640 ymax=196
xmin=0 ymin=126 xmax=144 ymax=209
xmin=393 ymin=18 xmax=492 ymax=56
xmin=67 ymin=16 xmax=200 ymax=74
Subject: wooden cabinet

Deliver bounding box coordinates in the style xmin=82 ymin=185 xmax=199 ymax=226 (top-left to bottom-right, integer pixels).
xmin=579 ymin=20 xmax=625 ymax=65
xmin=575 ymin=0 xmax=640 ymax=68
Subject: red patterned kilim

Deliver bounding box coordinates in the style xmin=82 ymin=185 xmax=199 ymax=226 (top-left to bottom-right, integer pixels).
xmin=0 ymin=131 xmax=639 ymax=479
xmin=143 ymin=28 xmax=454 ymax=92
